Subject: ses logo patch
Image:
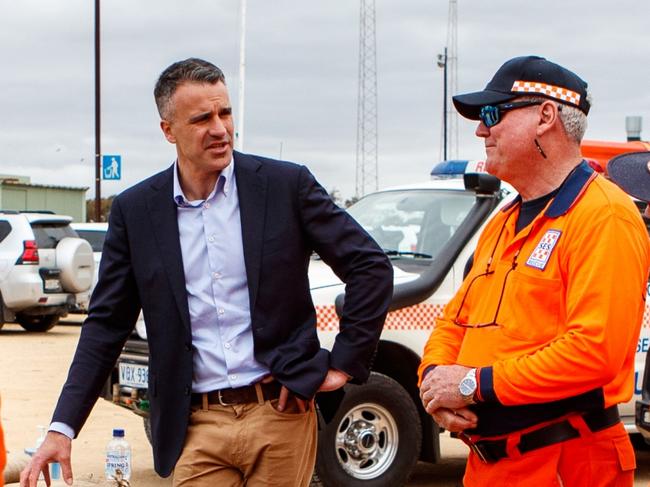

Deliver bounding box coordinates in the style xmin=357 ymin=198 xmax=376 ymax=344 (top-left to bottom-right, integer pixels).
xmin=526 ymin=230 xmax=561 ymax=270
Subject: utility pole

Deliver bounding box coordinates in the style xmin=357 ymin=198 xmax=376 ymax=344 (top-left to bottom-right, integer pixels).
xmin=446 ymin=0 xmax=458 ymax=159
xmin=437 ymin=48 xmax=448 ymax=161
xmin=94 ymin=0 xmax=101 ymax=221
xmin=355 ymin=0 xmax=378 ymax=197
xmin=236 ymin=0 xmax=246 ymax=151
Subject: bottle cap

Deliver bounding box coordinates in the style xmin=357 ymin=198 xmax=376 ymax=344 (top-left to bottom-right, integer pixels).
xmin=112 ymin=428 xmax=125 ymax=437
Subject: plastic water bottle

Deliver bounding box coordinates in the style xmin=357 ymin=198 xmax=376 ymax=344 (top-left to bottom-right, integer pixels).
xmin=105 ymin=428 xmax=132 ymax=481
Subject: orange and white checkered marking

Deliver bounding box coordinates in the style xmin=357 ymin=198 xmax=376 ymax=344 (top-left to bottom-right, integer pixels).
xmin=317 ymin=303 xmax=650 ymax=331
xmin=643 ymin=304 xmax=650 ymax=329
xmin=511 ymin=80 xmax=581 ymax=106
xmin=316 ymin=303 xmax=445 ymax=332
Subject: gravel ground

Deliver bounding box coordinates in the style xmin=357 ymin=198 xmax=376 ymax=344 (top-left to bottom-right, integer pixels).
xmin=2 ymin=319 xmax=648 ymax=486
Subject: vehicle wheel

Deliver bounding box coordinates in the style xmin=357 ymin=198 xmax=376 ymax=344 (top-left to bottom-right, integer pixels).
xmin=143 ymin=416 xmax=153 ymax=446
xmin=16 ymin=314 xmax=59 ymax=332
xmin=315 ymin=372 xmax=422 ymax=487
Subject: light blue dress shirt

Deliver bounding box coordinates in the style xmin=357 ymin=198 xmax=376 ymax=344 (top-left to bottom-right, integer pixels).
xmin=52 ymin=159 xmax=269 ymax=438
xmin=172 ymin=159 xmax=269 ymax=392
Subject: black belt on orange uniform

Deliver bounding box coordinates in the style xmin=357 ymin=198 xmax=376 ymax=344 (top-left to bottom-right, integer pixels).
xmin=459 ymin=405 xmax=620 ymax=463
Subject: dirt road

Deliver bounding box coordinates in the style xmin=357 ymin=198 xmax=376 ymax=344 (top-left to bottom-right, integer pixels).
xmin=1 ymin=320 xmax=649 ymax=486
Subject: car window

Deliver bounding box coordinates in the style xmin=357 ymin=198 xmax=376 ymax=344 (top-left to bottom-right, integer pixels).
xmin=0 ymin=221 xmax=11 ymax=243
xmin=347 ymin=189 xmax=475 ymax=259
xmin=31 ymin=223 xmax=77 ymax=249
xmin=75 ymin=229 xmax=106 ymax=252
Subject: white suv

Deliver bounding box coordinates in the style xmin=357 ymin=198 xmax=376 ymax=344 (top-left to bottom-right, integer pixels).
xmin=0 ymin=211 xmax=94 ymax=331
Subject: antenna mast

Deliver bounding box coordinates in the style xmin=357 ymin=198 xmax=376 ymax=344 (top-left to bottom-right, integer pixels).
xmin=355 ymin=0 xmax=378 ymax=197
xmin=446 ymin=0 xmax=459 ymax=158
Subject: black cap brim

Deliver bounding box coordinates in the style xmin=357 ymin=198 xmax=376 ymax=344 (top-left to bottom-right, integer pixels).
xmin=452 ymin=90 xmax=517 ymax=120
xmin=607 ymin=151 xmax=650 ymax=201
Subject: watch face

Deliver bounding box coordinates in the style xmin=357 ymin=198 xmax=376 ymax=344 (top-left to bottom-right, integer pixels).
xmin=459 ymin=377 xmax=476 ymax=396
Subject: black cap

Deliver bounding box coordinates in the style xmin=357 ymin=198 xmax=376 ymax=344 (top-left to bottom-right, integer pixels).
xmin=607 ymin=151 xmax=650 ymax=201
xmin=453 ymin=55 xmax=590 ymax=120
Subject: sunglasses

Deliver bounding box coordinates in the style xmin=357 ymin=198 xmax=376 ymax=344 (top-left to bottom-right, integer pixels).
xmin=479 ymin=100 xmax=544 ymax=128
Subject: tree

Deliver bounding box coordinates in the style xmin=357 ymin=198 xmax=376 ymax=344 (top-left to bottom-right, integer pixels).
xmin=85 ymin=196 xmax=115 ymax=222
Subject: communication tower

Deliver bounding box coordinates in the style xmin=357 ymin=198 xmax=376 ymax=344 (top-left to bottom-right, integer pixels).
xmin=355 ymin=0 xmax=378 ymax=197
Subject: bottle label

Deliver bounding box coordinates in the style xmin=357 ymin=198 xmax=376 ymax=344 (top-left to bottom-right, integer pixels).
xmin=105 ymin=451 xmax=131 ymax=480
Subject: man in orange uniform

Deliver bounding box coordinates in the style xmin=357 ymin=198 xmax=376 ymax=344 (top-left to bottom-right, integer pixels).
xmin=418 ymin=55 xmax=650 ymax=486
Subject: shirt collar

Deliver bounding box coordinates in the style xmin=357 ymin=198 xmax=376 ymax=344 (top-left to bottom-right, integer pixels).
xmin=500 ymin=160 xmax=596 ymax=218
xmin=173 ymin=158 xmax=235 ymax=207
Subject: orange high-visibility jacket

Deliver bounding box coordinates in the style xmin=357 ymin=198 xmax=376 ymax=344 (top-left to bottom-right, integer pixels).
xmin=419 ymin=162 xmax=650 ymax=435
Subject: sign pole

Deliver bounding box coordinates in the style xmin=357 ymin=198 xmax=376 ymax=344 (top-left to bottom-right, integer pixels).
xmin=94 ymin=0 xmax=102 ymax=222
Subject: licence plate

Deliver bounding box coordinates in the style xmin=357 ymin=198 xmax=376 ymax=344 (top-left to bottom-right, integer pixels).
xmin=118 ymin=363 xmax=149 ymax=389
xmin=44 ymin=279 xmax=60 ymax=291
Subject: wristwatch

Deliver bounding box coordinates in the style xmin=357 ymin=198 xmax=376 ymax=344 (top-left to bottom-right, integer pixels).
xmin=458 ymin=368 xmax=477 ymax=404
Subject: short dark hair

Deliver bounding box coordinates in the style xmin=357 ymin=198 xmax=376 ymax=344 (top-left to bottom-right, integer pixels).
xmin=154 ymin=58 xmax=226 ymax=119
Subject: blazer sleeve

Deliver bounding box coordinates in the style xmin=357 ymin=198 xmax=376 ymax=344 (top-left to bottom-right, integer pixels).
xmin=296 ymin=165 xmax=393 ymax=382
xmin=51 ymin=196 xmax=142 ymax=435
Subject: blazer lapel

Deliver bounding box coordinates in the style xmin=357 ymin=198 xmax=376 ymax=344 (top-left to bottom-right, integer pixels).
xmin=146 ymin=165 xmax=192 ymax=333
xmin=234 ymin=152 xmax=268 ymax=312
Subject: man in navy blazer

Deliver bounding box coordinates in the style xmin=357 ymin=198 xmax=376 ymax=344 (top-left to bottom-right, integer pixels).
xmin=21 ymin=58 xmax=393 ymax=486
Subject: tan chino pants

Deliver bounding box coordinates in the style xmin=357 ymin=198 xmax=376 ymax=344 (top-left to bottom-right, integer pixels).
xmin=173 ymin=396 xmax=317 ymax=487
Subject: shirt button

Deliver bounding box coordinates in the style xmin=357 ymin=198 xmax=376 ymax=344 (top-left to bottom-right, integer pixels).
xmin=229 ymin=375 xmax=237 ymax=381
xmin=203 ymin=202 xmax=210 ymax=209
xmin=208 ymin=235 xmax=216 ymax=243
xmin=218 ymin=308 xmax=225 ymax=315
xmin=213 ymin=272 xmax=222 ymax=280
xmin=224 ymin=342 xmax=231 ymax=350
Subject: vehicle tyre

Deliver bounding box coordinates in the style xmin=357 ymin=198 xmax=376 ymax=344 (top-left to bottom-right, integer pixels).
xmin=315 ymin=372 xmax=422 ymax=487
xmin=143 ymin=416 xmax=153 ymax=446
xmin=56 ymin=237 xmax=94 ymax=293
xmin=16 ymin=314 xmax=59 ymax=332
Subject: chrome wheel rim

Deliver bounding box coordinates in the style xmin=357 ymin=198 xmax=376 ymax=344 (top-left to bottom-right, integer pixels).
xmin=333 ymin=402 xmax=399 ymax=479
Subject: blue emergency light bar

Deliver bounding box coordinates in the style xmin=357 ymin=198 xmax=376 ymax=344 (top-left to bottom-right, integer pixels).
xmin=430 ymin=160 xmax=488 ymax=179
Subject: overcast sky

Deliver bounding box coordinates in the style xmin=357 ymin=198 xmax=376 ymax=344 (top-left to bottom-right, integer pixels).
xmin=2 ymin=0 xmax=649 ymax=201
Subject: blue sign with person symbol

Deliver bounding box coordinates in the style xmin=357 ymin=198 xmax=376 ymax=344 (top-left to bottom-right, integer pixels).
xmin=102 ymin=155 xmax=121 ymax=180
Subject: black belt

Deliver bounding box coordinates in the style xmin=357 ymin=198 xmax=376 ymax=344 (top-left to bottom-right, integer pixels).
xmin=191 ymin=381 xmax=282 ymax=407
xmin=461 ymin=405 xmax=620 ymax=463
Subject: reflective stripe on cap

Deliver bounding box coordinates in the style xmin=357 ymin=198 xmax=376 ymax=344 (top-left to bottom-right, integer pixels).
xmin=511 ymin=80 xmax=581 ymax=106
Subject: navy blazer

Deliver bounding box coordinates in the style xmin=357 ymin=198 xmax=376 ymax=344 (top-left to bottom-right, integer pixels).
xmin=52 ymin=152 xmax=393 ymax=476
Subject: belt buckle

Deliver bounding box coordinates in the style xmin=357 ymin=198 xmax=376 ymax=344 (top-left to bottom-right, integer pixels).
xmin=217 ymin=389 xmax=233 ymax=406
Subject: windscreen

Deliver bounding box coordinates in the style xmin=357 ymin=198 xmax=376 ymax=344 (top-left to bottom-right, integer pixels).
xmin=347 ymin=189 xmax=475 ymax=259
xmin=74 ymin=229 xmax=106 ymax=252
xmin=31 ymin=223 xmax=77 ymax=249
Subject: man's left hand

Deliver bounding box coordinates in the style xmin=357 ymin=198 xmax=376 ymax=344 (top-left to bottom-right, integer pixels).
xmin=318 ymin=368 xmax=351 ymax=392
xmin=273 ymin=368 xmax=350 ymax=413
xmin=420 ymin=364 xmax=473 ymax=414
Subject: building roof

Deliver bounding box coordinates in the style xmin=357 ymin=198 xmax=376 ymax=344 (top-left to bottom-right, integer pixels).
xmin=0 ymin=180 xmax=89 ymax=191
